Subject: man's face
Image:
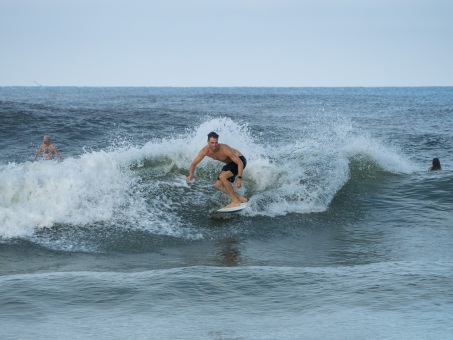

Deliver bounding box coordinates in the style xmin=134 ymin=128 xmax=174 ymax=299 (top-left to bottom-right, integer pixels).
xmin=208 ymin=137 xmax=218 ymax=151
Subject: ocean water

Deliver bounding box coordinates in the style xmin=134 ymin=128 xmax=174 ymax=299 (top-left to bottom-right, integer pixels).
xmin=1 ymin=87 xmax=452 ymax=339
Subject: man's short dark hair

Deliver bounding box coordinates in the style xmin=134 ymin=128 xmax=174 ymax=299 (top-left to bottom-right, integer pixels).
xmin=207 ymin=131 xmax=219 ymax=140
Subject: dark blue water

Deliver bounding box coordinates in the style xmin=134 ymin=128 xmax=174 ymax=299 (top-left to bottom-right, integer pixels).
xmin=1 ymin=87 xmax=452 ymax=339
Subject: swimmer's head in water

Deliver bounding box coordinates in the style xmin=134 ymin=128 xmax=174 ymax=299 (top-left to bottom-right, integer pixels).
xmin=432 ymin=158 xmax=441 ymax=170
xmin=43 ymin=135 xmax=51 ymax=144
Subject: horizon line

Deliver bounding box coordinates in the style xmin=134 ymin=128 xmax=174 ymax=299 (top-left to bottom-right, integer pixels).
xmin=1 ymin=84 xmax=452 ymax=88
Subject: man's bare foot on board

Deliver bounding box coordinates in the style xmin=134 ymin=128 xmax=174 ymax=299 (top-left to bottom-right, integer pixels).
xmin=238 ymin=196 xmax=249 ymax=203
xmin=225 ymin=200 xmax=241 ymax=209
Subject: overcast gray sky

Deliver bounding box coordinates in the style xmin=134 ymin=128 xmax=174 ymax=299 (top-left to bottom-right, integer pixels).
xmin=1 ymin=0 xmax=452 ymax=86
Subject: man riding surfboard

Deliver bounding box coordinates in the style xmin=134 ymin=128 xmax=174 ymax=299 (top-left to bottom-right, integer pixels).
xmin=186 ymin=132 xmax=248 ymax=209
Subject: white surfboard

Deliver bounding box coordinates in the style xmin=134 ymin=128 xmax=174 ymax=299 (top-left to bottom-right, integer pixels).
xmin=214 ymin=202 xmax=248 ymax=213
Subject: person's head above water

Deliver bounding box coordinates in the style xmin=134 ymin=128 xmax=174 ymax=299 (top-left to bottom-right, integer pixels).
xmin=43 ymin=135 xmax=51 ymax=145
xmin=431 ymin=158 xmax=442 ymax=170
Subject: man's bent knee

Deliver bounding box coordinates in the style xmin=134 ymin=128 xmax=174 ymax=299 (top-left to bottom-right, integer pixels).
xmin=218 ymin=172 xmax=233 ymax=182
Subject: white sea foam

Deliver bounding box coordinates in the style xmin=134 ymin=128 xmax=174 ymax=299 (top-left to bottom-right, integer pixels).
xmin=0 ymin=149 xmax=183 ymax=239
xmin=343 ymin=133 xmax=415 ymax=174
xmin=180 ymin=116 xmax=417 ymax=217
xmin=0 ymin=116 xmax=416 ymax=239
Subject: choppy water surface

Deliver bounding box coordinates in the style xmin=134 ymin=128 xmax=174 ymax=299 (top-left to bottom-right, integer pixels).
xmin=1 ymin=87 xmax=452 ymax=339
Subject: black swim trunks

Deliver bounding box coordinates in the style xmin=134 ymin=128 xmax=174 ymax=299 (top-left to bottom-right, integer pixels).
xmin=218 ymin=156 xmax=247 ymax=183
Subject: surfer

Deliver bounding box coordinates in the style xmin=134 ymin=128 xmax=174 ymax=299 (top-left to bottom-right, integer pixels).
xmin=186 ymin=131 xmax=248 ymax=209
xmin=34 ymin=135 xmax=63 ymax=161
xmin=428 ymin=157 xmax=442 ymax=171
